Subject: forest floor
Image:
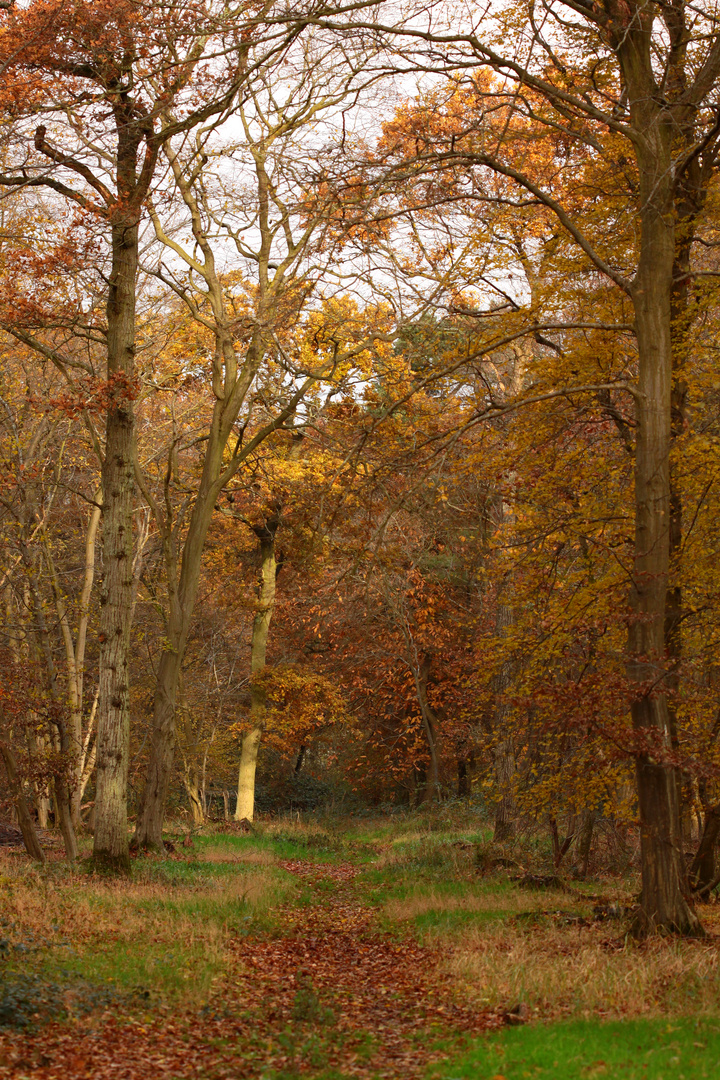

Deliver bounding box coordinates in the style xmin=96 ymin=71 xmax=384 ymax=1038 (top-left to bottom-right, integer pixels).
xmin=0 ymin=813 xmax=719 ymax=1078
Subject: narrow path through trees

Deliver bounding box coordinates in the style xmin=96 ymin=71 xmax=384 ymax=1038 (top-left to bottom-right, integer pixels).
xmin=0 ymin=856 xmax=502 ymax=1079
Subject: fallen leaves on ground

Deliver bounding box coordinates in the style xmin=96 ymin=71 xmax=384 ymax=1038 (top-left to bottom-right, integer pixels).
xmin=0 ymin=858 xmax=504 ymax=1079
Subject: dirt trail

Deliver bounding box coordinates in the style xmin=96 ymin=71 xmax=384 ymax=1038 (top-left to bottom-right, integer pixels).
xmin=0 ymin=857 xmax=501 ymax=1079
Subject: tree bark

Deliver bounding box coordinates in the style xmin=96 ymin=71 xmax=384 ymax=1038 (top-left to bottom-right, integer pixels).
xmin=186 ymin=779 xmax=205 ymax=826
xmin=414 ymin=654 xmax=440 ymax=805
xmin=625 ymin=84 xmax=700 ymax=933
xmin=236 ymin=727 xmax=263 ymax=822
xmin=576 ymin=809 xmax=596 ymax=879
xmin=93 ymin=215 xmax=138 ymax=872
xmin=235 ymin=521 xmax=278 ymax=823
xmin=665 ymin=152 xmax=706 ymax=848
xmin=689 ymin=803 xmax=720 ymax=893
xmin=0 ymin=741 xmax=45 ymax=864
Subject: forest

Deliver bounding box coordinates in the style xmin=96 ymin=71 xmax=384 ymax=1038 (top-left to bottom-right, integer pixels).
xmin=1 ymin=0 xmax=720 ymax=1077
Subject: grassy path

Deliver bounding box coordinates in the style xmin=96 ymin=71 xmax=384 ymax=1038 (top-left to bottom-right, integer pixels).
xmin=1 ymin=821 xmax=720 ymax=1078
xmin=226 ymin=859 xmax=502 ymax=1076
xmin=0 ymin=846 xmax=500 ymax=1079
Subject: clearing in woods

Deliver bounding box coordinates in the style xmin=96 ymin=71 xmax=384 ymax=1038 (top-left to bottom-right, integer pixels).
xmin=0 ymin=816 xmax=718 ymax=1079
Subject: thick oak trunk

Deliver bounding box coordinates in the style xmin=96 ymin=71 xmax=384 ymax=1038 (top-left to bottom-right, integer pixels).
xmin=627 ymin=151 xmax=700 ymax=936
xmin=93 ymin=218 xmax=138 ymax=871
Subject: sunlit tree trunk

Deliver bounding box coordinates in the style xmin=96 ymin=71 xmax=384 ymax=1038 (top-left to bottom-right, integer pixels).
xmin=235 ymin=520 xmax=278 ymax=822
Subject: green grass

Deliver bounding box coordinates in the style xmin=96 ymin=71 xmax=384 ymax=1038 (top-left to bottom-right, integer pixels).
xmin=193 ymin=828 xmax=350 ymax=864
xmin=48 ymin=937 xmax=220 ymax=1001
xmin=409 ymin=907 xmax=514 ymax=933
xmin=0 ymin=846 xmax=299 ymax=1012
xmin=431 ymin=1018 xmax=720 ymax=1079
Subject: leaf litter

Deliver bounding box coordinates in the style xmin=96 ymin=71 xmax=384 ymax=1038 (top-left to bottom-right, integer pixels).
xmin=0 ymin=857 xmax=504 ymax=1079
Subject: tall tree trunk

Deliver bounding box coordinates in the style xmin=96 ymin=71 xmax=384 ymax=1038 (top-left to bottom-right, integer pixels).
xmin=665 ymin=164 xmax=705 ymax=849
xmin=134 ymin=329 xmax=276 ymax=849
xmin=93 ymin=217 xmax=138 ymax=872
xmin=235 ymin=521 xmax=278 ymax=822
xmin=627 ymin=132 xmax=700 ymax=935
xmin=133 ymin=101 xmax=322 ymax=844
